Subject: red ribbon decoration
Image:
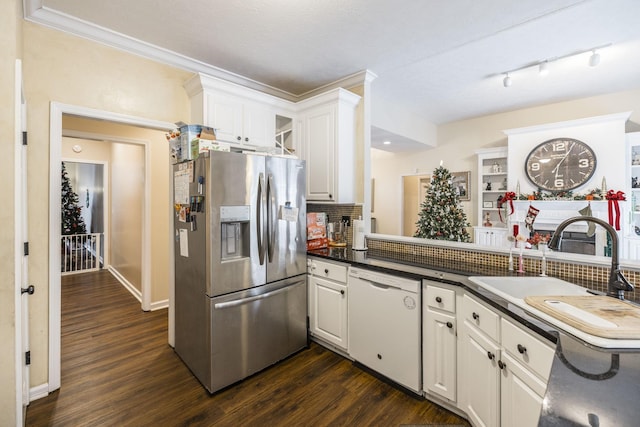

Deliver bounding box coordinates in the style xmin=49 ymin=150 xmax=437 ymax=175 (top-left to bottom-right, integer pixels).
xmin=498 ymin=191 xmax=516 ymax=223
xmin=605 ymin=190 xmax=626 ymax=230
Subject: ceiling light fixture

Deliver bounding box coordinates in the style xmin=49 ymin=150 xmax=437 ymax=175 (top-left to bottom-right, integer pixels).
xmin=383 ymin=140 xmax=391 ymax=145
xmin=589 ymin=50 xmax=601 ymax=67
xmin=499 ymin=43 xmax=611 ymax=88
xmin=539 ymin=61 xmax=549 ymax=76
xmin=503 ymin=73 xmax=512 ymax=88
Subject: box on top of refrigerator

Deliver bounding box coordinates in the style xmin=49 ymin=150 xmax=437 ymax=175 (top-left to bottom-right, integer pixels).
xmin=179 ymin=124 xmax=216 ymax=161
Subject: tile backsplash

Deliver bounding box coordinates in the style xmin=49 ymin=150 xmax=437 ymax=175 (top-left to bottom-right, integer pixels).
xmin=307 ymin=203 xmax=363 ymax=246
xmin=365 ymin=235 xmax=640 ymax=303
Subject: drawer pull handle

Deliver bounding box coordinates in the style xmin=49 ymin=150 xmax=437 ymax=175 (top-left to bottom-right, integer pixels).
xmin=446 ymin=321 xmax=453 ymax=329
xmin=517 ymin=344 xmax=527 ymax=354
xmin=487 ymin=351 xmax=494 ymax=360
xmin=436 ymin=296 xmax=442 ymax=303
xmin=324 ymin=268 xmax=329 ymax=274
xmin=472 ymin=312 xmax=480 ymax=320
xmin=340 ymin=290 xmax=345 ymax=295
xmin=498 ymin=360 xmax=506 ymax=370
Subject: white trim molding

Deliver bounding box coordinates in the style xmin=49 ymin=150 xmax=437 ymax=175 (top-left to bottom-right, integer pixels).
xmin=23 ymin=0 xmax=373 ymax=103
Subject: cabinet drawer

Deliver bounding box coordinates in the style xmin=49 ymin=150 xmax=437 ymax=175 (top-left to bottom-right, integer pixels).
xmin=309 ymin=259 xmax=348 ymax=283
xmin=425 ymin=283 xmax=456 ymax=313
xmin=501 ymin=318 xmax=555 ymax=381
xmin=462 ymin=294 xmax=499 ymax=341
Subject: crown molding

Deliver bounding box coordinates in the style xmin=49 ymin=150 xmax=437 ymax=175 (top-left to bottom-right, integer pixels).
xmin=23 ymin=0 xmax=373 ymax=102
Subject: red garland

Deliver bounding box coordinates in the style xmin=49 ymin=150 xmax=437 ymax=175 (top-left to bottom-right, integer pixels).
xmin=605 ymin=190 xmax=626 ymax=230
xmin=498 ymin=191 xmax=516 ymax=223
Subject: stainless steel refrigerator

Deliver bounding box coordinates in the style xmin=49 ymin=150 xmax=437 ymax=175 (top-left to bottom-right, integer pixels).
xmin=173 ymin=151 xmax=307 ymax=393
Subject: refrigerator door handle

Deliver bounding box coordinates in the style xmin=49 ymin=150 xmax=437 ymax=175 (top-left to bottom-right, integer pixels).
xmin=267 ymin=173 xmax=276 ymax=262
xmin=213 ymin=284 xmax=293 ymax=310
xmin=257 ymin=172 xmax=266 ymax=265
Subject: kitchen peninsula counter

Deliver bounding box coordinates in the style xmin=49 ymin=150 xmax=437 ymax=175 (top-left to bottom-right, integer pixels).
xmin=308 ymin=246 xmax=640 ymax=426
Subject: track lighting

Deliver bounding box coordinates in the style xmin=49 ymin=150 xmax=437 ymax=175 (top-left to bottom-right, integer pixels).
xmin=499 ymin=43 xmax=610 ymax=88
xmin=539 ymin=61 xmax=549 ymax=76
xmin=503 ymin=73 xmax=512 ymax=88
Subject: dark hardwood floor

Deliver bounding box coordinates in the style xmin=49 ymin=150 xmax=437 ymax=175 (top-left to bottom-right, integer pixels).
xmin=26 ymin=270 xmax=469 ymax=427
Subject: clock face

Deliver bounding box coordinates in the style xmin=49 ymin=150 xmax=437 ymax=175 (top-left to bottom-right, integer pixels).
xmin=525 ymin=138 xmax=597 ymax=192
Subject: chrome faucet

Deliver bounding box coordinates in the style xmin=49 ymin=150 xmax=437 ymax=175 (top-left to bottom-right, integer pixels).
xmin=548 ymin=216 xmax=634 ymax=300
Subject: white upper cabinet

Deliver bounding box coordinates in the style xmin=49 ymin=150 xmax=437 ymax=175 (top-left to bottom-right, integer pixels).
xmin=296 ymin=88 xmax=361 ymax=203
xmin=185 ymin=73 xmax=293 ymax=149
xmin=185 ymin=74 xmax=361 ymax=202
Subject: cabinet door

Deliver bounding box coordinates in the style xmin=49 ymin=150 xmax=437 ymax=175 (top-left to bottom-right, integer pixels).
xmin=309 ymin=275 xmax=347 ymax=350
xmin=243 ymin=101 xmax=274 ymax=147
xmin=500 ymin=352 xmax=546 ymax=427
xmin=205 ymin=92 xmax=243 ymax=143
xmin=461 ymin=323 xmax=500 ymax=427
xmin=302 ymin=104 xmax=335 ymax=201
xmin=424 ymin=308 xmax=456 ymax=401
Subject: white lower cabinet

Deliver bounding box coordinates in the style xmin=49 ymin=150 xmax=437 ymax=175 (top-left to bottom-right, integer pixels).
xmin=307 ymin=258 xmax=349 ymax=351
xmin=423 ymin=281 xmax=457 ymax=402
xmin=460 ymin=294 xmax=555 ymax=427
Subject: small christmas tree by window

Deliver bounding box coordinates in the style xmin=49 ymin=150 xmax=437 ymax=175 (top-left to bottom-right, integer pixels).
xmin=414 ymin=165 xmax=471 ymax=242
xmin=61 ymin=162 xmax=87 ymax=235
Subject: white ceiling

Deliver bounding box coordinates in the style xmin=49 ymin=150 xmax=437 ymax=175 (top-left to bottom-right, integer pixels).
xmin=28 ymin=0 xmax=640 ymax=150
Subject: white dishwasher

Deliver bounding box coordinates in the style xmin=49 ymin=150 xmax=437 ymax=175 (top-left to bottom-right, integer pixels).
xmin=348 ymin=267 xmax=421 ymax=393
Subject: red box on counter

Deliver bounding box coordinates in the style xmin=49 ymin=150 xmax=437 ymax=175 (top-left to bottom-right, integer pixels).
xmin=306 ymin=212 xmax=327 ymax=249
xmin=307 ymin=237 xmax=329 ymax=251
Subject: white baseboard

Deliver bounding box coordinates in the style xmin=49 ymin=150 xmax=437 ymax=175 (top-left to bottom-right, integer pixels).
xmin=150 ymin=299 xmax=169 ymax=311
xmin=30 ymin=383 xmax=49 ymax=402
xmin=107 ymin=266 xmax=142 ymax=303
xmin=107 ymin=266 xmax=168 ymax=311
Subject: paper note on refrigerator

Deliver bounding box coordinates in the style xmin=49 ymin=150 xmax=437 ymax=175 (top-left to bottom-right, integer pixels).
xmin=279 ymin=205 xmax=299 ymax=222
xmin=179 ymin=229 xmax=189 ymax=257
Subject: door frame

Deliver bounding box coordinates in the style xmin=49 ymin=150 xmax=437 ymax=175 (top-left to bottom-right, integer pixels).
xmin=48 ymin=102 xmax=174 ymax=392
xmin=15 ymin=58 xmax=27 ymax=427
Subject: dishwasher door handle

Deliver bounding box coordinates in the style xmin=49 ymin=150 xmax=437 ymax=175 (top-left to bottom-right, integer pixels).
xmin=362 ymin=279 xmax=391 ymax=290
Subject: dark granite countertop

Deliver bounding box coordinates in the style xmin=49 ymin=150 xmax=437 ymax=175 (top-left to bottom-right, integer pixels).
xmin=308 ymin=247 xmax=640 ymax=426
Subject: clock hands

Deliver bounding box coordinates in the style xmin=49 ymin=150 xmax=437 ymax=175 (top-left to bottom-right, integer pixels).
xmin=551 ymin=141 xmax=576 ymax=175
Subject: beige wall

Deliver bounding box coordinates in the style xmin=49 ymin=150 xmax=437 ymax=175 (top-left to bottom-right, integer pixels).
xmin=110 ymin=143 xmax=144 ymax=290
xmin=372 ymin=88 xmax=640 ymax=236
xmin=22 ymin=21 xmax=191 ymax=390
xmin=0 ymin=0 xmax=21 ymax=423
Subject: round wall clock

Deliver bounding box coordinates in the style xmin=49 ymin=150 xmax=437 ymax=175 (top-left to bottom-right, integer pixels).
xmin=525 ymin=138 xmax=597 ymax=192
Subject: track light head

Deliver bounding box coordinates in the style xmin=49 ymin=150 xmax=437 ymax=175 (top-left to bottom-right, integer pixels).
xmin=589 ymin=50 xmax=601 ymax=67
xmin=503 ymin=73 xmax=512 ymax=88
xmin=539 ymin=61 xmax=549 ymax=76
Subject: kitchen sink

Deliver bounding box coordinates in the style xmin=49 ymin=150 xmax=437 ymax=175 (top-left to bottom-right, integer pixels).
xmin=468 ymin=276 xmax=592 ymax=302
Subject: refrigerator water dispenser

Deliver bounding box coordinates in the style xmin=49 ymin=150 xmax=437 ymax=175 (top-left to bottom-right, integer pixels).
xmin=220 ymin=206 xmax=250 ymax=261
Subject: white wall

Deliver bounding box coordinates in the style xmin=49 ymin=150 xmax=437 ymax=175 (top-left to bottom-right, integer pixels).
xmin=372 ymin=88 xmax=640 ymax=236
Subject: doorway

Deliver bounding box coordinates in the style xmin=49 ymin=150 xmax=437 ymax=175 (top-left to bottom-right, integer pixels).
xmin=402 ymin=174 xmax=431 ymax=237
xmin=61 ymin=160 xmax=106 ymax=274
xmin=48 ymin=102 xmax=174 ymax=393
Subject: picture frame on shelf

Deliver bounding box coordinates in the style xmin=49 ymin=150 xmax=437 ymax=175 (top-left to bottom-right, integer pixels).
xmin=452 ymin=171 xmax=471 ymax=201
xmin=483 ymin=201 xmax=494 ymax=208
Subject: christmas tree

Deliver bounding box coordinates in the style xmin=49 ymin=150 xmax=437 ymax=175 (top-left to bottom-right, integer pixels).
xmin=414 ymin=165 xmax=471 ymax=242
xmin=61 ymin=162 xmax=87 ymax=235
